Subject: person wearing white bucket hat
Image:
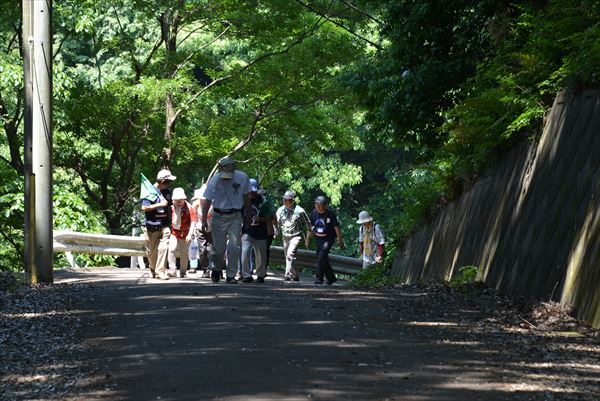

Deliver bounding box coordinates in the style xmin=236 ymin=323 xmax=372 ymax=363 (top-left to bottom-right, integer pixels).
xmin=356 ymin=210 xmax=385 ymax=269
xmin=167 ymin=187 xmax=197 ymax=278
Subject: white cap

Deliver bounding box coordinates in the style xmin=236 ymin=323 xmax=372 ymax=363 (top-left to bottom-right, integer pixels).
xmin=356 ymin=210 xmax=373 ymax=224
xmin=157 ymin=169 xmax=176 ymax=181
xmin=172 ymin=187 xmax=187 ymax=200
xmin=249 ymin=178 xmax=258 ymax=192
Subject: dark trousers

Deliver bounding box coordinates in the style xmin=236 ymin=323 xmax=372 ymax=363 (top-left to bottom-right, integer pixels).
xmin=315 ymin=238 xmax=336 ymax=281
xmin=195 ymin=230 xmax=212 ymax=269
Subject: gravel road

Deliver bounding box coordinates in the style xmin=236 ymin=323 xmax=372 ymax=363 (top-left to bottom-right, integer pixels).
xmin=1 ymin=267 xmax=599 ymax=401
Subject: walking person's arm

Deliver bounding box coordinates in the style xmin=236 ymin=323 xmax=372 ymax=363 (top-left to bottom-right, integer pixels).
xmin=334 ymin=226 xmax=345 ymax=250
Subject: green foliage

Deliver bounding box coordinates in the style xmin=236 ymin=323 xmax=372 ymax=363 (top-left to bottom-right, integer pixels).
xmin=449 ymin=266 xmax=482 ymax=287
xmin=349 ymin=262 xmax=402 ymax=289
xmin=447 ymin=265 xmax=485 ymax=294
xmin=340 ymin=0 xmax=600 ymax=259
xmin=2 ymin=0 xmax=599 ymax=275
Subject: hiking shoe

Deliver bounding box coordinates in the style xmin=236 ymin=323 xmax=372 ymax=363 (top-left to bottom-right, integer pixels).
xmin=211 ymin=270 xmax=221 ymax=283
xmin=256 ymin=277 xmax=265 ymax=283
xmin=326 ymin=277 xmax=337 ymax=285
xmin=226 ymin=278 xmax=238 ymax=284
xmin=242 ymin=277 xmax=254 ymax=283
xmin=314 ymin=279 xmax=324 ymax=285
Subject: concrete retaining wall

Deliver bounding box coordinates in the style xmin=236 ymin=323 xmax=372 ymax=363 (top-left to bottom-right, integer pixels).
xmin=391 ymin=90 xmax=600 ymax=328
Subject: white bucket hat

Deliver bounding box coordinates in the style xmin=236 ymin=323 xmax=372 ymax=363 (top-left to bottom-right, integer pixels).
xmin=356 ymin=210 xmax=373 ymax=224
xmin=172 ymin=187 xmax=187 ymax=200
xmin=191 ymin=184 xmax=207 ymax=201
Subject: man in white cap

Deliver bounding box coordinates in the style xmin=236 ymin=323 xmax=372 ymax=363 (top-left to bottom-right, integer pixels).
xmin=141 ymin=169 xmax=176 ymax=280
xmin=201 ymin=156 xmax=250 ymax=283
xmin=356 ymin=210 xmax=385 ymax=269
xmin=168 ymin=187 xmax=197 ymax=278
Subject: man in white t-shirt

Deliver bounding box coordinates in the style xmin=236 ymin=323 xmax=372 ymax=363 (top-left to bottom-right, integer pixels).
xmin=201 ymin=156 xmax=250 ymax=283
xmin=356 ymin=211 xmax=385 ymax=269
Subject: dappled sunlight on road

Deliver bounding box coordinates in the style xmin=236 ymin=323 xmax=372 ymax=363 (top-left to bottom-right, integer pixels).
xmin=48 ymin=268 xmax=600 ymax=401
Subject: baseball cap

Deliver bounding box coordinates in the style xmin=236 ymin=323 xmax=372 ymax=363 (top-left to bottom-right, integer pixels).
xmin=156 ymin=169 xmax=176 ymax=181
xmin=249 ymin=178 xmax=258 ymax=192
xmin=282 ymin=190 xmax=296 ymax=200
xmin=218 ymin=156 xmax=235 ymax=179
xmin=314 ymin=195 xmax=327 ymax=205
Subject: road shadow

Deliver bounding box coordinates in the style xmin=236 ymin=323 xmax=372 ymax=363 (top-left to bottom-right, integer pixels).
xmin=54 ymin=268 xmax=599 ymax=401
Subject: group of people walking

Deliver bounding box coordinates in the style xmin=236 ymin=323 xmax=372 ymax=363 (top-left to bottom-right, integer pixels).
xmin=141 ymin=156 xmax=385 ymax=283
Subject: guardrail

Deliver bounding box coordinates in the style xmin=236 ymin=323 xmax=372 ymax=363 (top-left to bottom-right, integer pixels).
xmin=53 ymin=231 xmax=362 ymax=275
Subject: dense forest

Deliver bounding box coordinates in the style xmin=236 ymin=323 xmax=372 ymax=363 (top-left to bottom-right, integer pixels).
xmin=0 ymin=0 xmax=598 ymax=270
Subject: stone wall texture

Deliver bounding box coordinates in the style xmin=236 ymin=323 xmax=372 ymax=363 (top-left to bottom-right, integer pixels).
xmin=391 ymin=90 xmax=600 ymax=328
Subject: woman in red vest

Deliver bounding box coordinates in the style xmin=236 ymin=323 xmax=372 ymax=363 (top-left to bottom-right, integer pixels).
xmin=168 ymin=187 xmax=197 ymax=278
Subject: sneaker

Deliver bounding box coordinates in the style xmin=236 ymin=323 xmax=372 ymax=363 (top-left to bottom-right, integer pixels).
xmin=242 ymin=277 xmax=254 ymax=283
xmin=211 ymin=270 xmax=221 ymax=283
xmin=188 ymin=268 xmax=197 ymax=274
xmin=314 ymin=279 xmax=324 ymax=285
xmin=226 ymin=278 xmax=238 ymax=284
xmin=292 ymin=277 xmax=300 ymax=282
xmin=201 ymin=270 xmax=211 ymax=278
xmin=256 ymin=277 xmax=265 ymax=283
xmin=284 ymin=276 xmax=292 ymax=281
xmin=157 ymin=272 xmax=170 ymax=280
xmin=167 ymin=270 xmax=176 ymax=278
xmin=326 ymin=277 xmax=337 ymax=285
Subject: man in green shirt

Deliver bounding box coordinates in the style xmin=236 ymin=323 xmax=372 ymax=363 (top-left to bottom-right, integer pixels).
xmin=275 ymin=190 xmax=311 ymax=281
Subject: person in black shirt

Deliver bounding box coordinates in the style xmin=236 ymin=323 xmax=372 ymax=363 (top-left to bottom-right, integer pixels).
xmin=240 ymin=179 xmax=273 ymax=283
xmin=308 ymin=195 xmax=344 ymax=285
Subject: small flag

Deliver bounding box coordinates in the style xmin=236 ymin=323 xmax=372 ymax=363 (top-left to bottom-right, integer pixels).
xmin=140 ymin=173 xmax=160 ymax=202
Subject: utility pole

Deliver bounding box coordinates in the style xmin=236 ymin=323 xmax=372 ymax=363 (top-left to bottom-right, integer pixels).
xmin=23 ymin=0 xmax=53 ymax=283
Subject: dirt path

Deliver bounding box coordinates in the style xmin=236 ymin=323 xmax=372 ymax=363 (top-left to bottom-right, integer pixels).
xmin=37 ymin=268 xmax=600 ymax=400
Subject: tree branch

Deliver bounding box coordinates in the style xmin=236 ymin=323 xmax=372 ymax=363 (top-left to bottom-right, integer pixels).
xmin=336 ymin=0 xmax=383 ymax=25
xmin=295 ymin=0 xmax=381 ymax=49
xmin=171 ymin=22 xmax=231 ymax=78
xmin=172 ymin=18 xmax=326 ymax=124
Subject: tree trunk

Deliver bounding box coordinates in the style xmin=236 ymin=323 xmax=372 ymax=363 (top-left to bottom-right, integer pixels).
xmin=163 ymin=92 xmax=175 ymax=166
